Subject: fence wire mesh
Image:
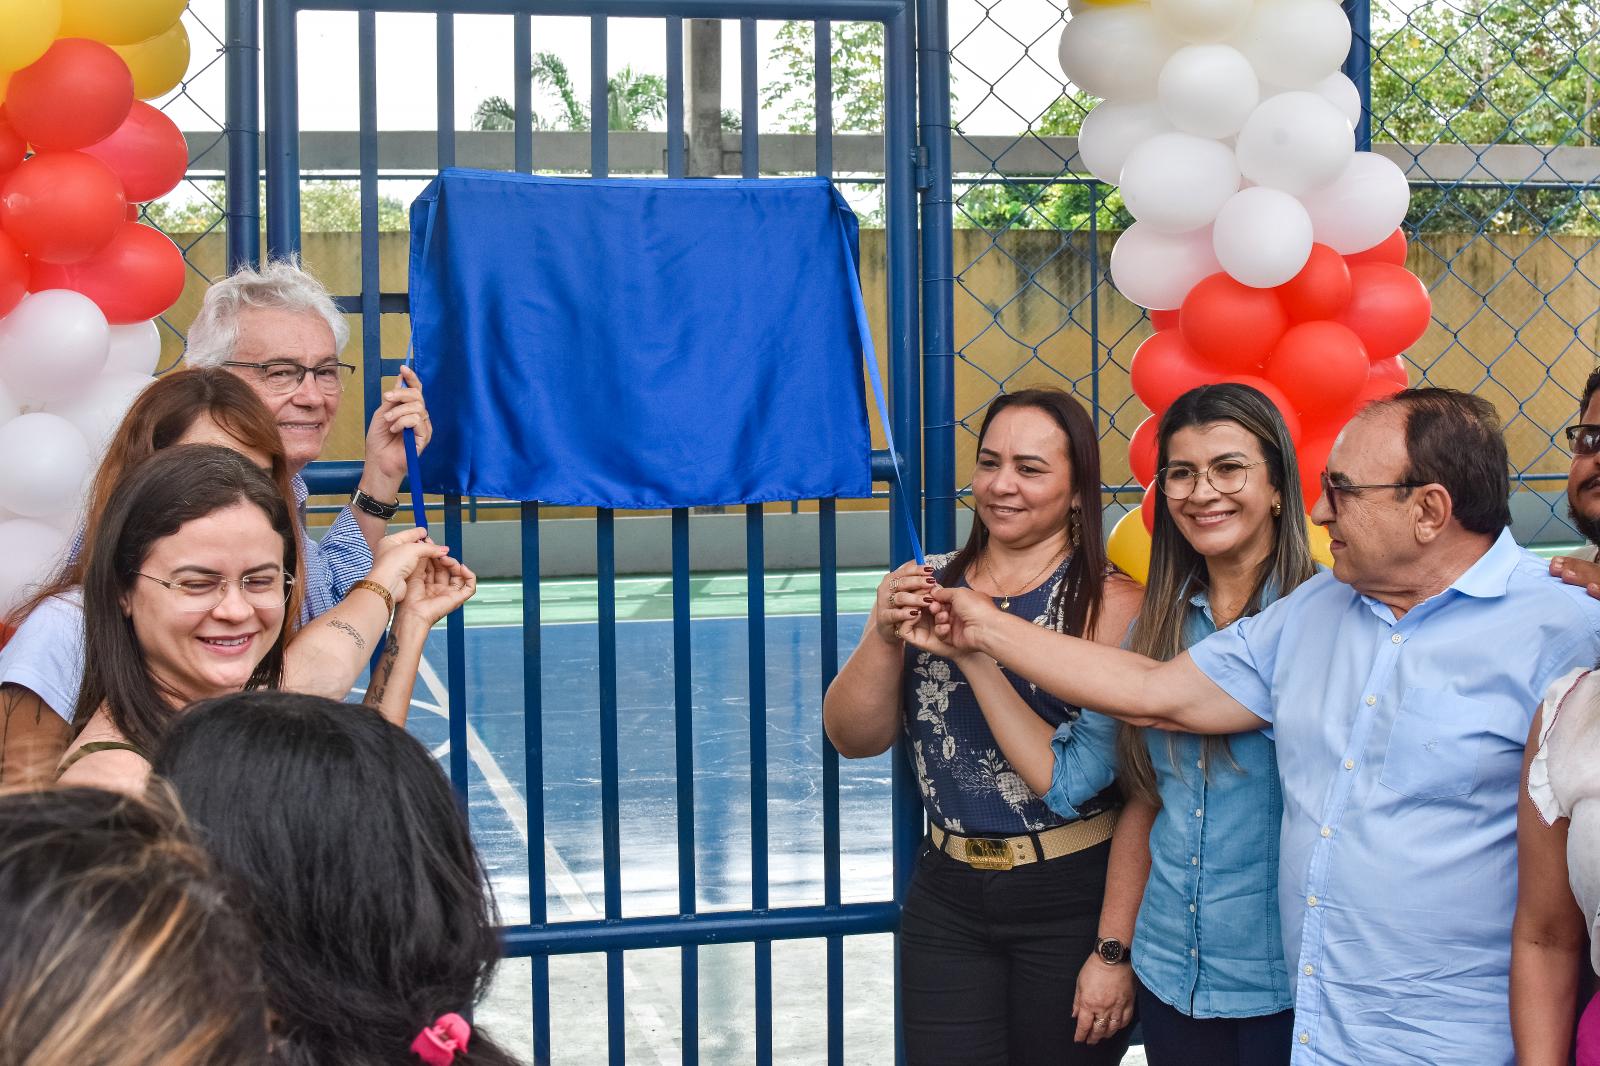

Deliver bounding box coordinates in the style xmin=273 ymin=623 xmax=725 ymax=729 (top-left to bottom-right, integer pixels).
xmin=947 ymin=0 xmax=1600 ymax=543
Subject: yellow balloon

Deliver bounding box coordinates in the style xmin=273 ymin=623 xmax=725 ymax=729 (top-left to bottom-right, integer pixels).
xmin=60 ymin=0 xmax=186 ymax=47
xmin=113 ymin=19 xmax=190 ymax=100
xmin=0 ymin=0 xmax=61 ymax=72
xmin=1307 ymin=519 xmax=1334 ymax=568
xmin=1107 ymin=509 xmax=1152 ymax=586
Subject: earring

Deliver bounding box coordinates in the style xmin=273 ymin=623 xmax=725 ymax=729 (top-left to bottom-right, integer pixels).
xmin=1069 ymin=508 xmax=1082 ymax=548
xmin=1271 ymin=500 xmax=1283 ymax=518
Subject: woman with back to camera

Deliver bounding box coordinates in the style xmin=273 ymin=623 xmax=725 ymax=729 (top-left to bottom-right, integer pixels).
xmin=0 ymin=786 xmax=267 ymax=1066
xmin=56 ymin=444 xmax=475 ymax=793
xmin=912 ymin=384 xmax=1317 ymax=1063
xmin=824 ymin=388 xmax=1143 ymax=1065
xmin=154 ymin=690 xmax=519 ymax=1066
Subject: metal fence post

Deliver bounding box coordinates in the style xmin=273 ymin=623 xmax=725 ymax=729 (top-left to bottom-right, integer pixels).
xmin=225 ymin=0 xmax=261 ymax=271
xmin=1341 ymin=0 xmax=1372 ymax=151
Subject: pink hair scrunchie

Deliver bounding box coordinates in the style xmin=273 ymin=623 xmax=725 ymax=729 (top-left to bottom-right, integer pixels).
xmin=411 ymin=1013 xmax=471 ymax=1065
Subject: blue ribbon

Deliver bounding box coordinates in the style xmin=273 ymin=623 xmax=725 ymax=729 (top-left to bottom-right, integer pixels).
xmin=400 ymin=351 xmax=429 ymax=531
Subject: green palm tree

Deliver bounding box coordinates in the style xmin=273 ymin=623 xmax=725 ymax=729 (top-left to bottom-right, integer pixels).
xmin=472 ymin=53 xmax=667 ymax=132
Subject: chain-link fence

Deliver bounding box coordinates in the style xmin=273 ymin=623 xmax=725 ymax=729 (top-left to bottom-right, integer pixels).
xmin=947 ymin=0 xmax=1600 ymax=544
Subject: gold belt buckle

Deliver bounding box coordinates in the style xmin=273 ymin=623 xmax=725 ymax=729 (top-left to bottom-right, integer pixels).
xmin=964 ymin=837 xmax=1014 ymax=871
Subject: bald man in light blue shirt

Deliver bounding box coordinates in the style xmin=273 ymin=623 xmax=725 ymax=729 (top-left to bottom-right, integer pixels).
xmin=919 ymin=388 xmax=1600 ymax=1065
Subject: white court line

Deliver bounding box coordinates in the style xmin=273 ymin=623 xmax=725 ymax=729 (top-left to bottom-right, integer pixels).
xmin=412 ymin=657 xmax=676 ymax=1063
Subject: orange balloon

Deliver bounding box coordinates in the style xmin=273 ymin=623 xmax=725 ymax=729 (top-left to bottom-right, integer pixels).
xmin=0 ymin=151 xmax=127 ymax=263
xmin=5 ymin=38 xmax=134 ymax=151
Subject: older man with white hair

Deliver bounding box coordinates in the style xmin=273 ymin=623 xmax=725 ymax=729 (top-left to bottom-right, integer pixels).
xmin=184 ymin=257 xmax=432 ymax=618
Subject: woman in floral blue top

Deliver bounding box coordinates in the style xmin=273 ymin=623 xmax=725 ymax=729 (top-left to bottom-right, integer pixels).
xmin=824 ymin=389 xmax=1142 ymax=1066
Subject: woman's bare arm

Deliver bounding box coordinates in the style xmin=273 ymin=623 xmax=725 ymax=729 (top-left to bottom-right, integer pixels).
xmin=0 ymin=684 xmax=71 ymax=787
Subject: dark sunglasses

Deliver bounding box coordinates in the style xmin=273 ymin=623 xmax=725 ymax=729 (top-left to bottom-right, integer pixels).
xmin=1566 ymin=424 xmax=1600 ymax=457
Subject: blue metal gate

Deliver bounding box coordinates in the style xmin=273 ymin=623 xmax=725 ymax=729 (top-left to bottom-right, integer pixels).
xmin=240 ymin=0 xmax=952 ymax=1061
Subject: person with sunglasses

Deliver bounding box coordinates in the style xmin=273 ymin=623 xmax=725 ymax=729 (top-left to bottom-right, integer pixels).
xmin=184 ymin=257 xmax=432 ymax=621
xmin=906 ymin=388 xmax=1600 ymax=1066
xmin=1548 ymin=371 xmax=1600 ymax=597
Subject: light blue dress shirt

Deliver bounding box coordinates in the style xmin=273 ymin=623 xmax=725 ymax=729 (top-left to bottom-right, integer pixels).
xmin=1188 ymin=529 xmax=1600 ymax=1065
xmin=1049 ymin=584 xmax=1292 ymax=1020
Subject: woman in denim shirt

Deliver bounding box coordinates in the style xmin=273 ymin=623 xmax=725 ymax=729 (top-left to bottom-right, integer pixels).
xmin=958 ymin=384 xmax=1316 ymax=1063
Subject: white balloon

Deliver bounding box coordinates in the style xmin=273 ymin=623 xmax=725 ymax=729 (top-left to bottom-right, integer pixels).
xmin=0 ymin=413 xmax=91 ymax=521
xmin=1120 ymin=132 xmax=1241 ymax=233
xmin=0 ymin=519 xmax=69 ymax=617
xmin=1058 ymin=8 xmax=1176 ymax=101
xmin=104 ymin=320 xmax=163 ymax=377
xmin=1077 ymin=99 xmax=1173 ymax=184
xmin=1300 ymin=151 xmax=1411 ymax=254
xmin=46 ymin=372 xmax=153 ymax=457
xmin=1109 ymin=223 xmax=1221 ymax=310
xmin=1234 ymin=90 xmax=1354 ymax=195
xmin=0 ymin=290 xmax=110 ymax=407
xmin=1158 ymin=44 xmax=1259 ymax=139
xmin=0 ymin=378 xmax=18 ymax=425
xmin=1212 ymin=186 xmax=1314 ymax=287
xmin=1152 ymin=0 xmax=1252 ymax=42
xmin=1311 ymin=72 xmax=1363 ymax=127
xmin=1233 ymin=0 xmax=1353 ymax=89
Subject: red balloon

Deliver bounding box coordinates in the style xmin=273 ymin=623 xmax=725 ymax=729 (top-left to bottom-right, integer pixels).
xmin=1370 ymin=355 xmax=1411 ymax=388
xmin=1130 ymin=330 xmax=1215 ymax=415
xmin=30 ymin=221 xmax=185 ymax=323
xmin=5 ymin=39 xmax=135 ymax=152
xmin=1264 ymin=321 xmax=1369 ymax=418
xmin=1130 ymin=415 xmax=1159 ymax=488
xmin=0 ymin=151 xmax=126 ymax=263
xmin=1221 ymin=374 xmax=1303 ymax=445
xmin=1180 ymin=273 xmax=1289 ymax=373
xmin=0 ymin=230 xmax=25 ymax=317
xmin=1277 ymin=244 xmax=1352 ymax=323
xmin=1352 ymin=377 xmax=1404 ymax=410
xmin=74 ymin=101 xmax=187 ymax=204
xmin=1345 ymin=228 xmax=1408 ymax=268
xmin=1149 ymin=308 xmax=1179 ymax=332
xmin=0 ymin=109 xmax=23 ymax=176
xmin=1337 ymin=263 xmax=1431 ymax=361
xmin=1296 ymin=431 xmax=1339 ymax=511
xmin=1141 ymin=483 xmax=1158 ymax=535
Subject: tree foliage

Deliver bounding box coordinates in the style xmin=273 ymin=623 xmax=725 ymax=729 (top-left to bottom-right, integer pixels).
xmin=762 ymin=20 xmax=886 ymax=134
xmin=144 ymin=180 xmax=408 ymax=233
xmin=472 ymin=53 xmax=668 ymax=132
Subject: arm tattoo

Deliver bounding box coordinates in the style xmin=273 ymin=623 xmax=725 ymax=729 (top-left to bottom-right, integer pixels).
xmin=325 ymin=617 xmax=367 ymax=651
xmin=364 ymin=634 xmax=401 ymax=708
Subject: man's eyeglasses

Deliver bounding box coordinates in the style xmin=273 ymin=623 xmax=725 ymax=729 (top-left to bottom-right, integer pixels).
xmin=1566 ymin=424 xmax=1600 ymax=457
xmin=1319 ymin=471 xmax=1427 ymax=517
xmin=1158 ymin=459 xmax=1269 ymax=500
xmin=135 ymin=572 xmax=294 ymax=613
xmin=222 ymin=360 xmax=355 ymax=396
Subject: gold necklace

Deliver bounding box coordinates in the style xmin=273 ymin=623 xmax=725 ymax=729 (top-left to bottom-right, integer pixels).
xmin=981 ymin=546 xmax=1066 ymax=610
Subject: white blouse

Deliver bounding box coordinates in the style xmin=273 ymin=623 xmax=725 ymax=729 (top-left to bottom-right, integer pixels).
xmin=1529 ymin=666 xmax=1600 ymax=974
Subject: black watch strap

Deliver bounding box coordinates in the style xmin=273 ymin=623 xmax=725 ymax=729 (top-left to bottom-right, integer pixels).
xmin=352 ymin=489 xmax=400 ymax=520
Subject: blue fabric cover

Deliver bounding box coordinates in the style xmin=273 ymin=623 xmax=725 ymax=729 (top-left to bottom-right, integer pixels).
xmin=408 ymin=170 xmax=872 ymax=508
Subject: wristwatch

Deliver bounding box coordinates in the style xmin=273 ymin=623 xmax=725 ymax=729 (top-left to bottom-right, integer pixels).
xmin=352 ymin=488 xmax=400 ymax=520
xmin=1095 ymin=937 xmax=1131 ymax=965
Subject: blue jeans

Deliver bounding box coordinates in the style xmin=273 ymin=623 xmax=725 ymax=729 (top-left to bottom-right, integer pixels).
xmin=1135 ymin=977 xmax=1293 ymax=1066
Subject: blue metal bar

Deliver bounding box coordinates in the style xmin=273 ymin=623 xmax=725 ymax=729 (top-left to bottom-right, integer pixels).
xmin=595 ymin=508 xmax=625 ymax=1064
xmin=444 ymin=495 xmax=469 ymax=801
xmin=357 ymin=13 xmax=383 ymax=424
xmin=263 ymin=0 xmax=301 ymax=258
xmin=745 ymin=503 xmax=772 ymax=1065
xmin=293 ymin=0 xmax=909 ymax=19
xmin=502 ymin=901 xmax=901 ymax=955
xmin=666 ymin=18 xmax=685 ymax=179
xmin=670 ymin=507 xmax=698 ymax=1065
xmin=224 ymin=0 xmax=260 ymax=271
xmin=592 ymin=17 xmax=609 ymax=177
xmin=741 ymin=19 xmax=758 ymax=178
xmin=515 ymin=13 xmax=534 ymax=171
xmin=1088 ymin=181 xmax=1101 ymax=430
xmin=1342 ymin=0 xmax=1372 ymax=151
xmin=520 ymin=503 xmax=552 ymax=1066
xmin=436 ymin=12 xmax=456 ymax=169
xmin=883 ymin=9 xmax=924 ymax=1064
xmin=915 ymin=0 xmax=954 ymax=553
xmin=818 ymin=498 xmax=844 ymax=1066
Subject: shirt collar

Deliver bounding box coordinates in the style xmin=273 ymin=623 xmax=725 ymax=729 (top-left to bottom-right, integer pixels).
xmin=292 ymin=473 xmax=308 ymax=507
xmin=1446 ymin=527 xmax=1521 ymax=600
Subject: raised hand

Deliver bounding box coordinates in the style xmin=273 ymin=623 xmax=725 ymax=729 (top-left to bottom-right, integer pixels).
xmin=872 ymin=560 xmax=936 ymax=645
xmin=396 ymin=553 xmax=477 ymax=628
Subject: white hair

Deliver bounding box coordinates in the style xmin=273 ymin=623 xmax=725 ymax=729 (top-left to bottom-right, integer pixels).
xmin=184 ymin=257 xmax=350 ymax=366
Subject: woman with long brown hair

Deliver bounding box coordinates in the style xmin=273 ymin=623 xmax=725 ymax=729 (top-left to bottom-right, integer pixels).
xmin=824 ymin=388 xmax=1142 ymax=1065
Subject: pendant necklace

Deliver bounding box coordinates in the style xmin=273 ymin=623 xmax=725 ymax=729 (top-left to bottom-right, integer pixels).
xmin=982 ymin=546 xmax=1066 ymax=611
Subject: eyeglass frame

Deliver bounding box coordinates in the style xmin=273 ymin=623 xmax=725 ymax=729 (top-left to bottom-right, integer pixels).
xmin=1565 ymin=424 xmax=1600 ymax=456
xmin=1318 ymin=471 xmax=1428 ymax=517
xmin=1156 ymin=458 xmax=1270 ymax=500
xmin=133 ymin=571 xmax=296 ymax=613
xmin=221 ymin=359 xmax=356 ymax=395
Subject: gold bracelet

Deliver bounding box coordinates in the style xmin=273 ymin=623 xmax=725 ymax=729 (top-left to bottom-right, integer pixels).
xmin=349 ymin=578 xmax=394 ymax=616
